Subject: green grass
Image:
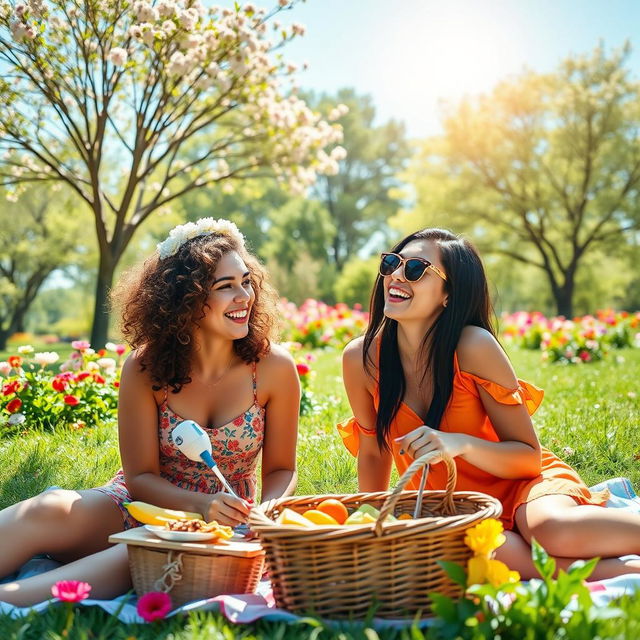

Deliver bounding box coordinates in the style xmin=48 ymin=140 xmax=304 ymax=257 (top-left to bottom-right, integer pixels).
xmin=1 ymin=346 xmax=640 ymax=638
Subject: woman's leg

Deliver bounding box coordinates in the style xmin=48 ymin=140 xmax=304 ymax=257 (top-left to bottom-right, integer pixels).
xmin=0 ymin=544 xmax=131 ymax=607
xmin=0 ymin=488 xmax=125 ymax=577
xmin=496 ymin=530 xmax=640 ymax=581
xmin=514 ymin=494 xmax=640 ymax=559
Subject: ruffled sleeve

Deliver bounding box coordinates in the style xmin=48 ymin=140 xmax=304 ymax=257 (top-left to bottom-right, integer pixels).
xmin=459 ymin=371 xmax=544 ymax=416
xmin=336 ymin=416 xmax=376 ymax=456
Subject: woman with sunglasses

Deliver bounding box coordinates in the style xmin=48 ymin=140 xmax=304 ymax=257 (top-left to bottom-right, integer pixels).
xmin=339 ymin=227 xmax=640 ymax=579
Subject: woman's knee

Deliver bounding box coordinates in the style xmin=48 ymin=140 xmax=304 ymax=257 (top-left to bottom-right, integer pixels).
xmin=19 ymin=489 xmax=80 ymax=527
xmin=520 ymin=512 xmax=582 ymax=557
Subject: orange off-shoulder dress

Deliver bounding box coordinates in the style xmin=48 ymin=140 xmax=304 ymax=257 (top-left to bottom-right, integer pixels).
xmin=337 ymin=352 xmax=608 ymax=530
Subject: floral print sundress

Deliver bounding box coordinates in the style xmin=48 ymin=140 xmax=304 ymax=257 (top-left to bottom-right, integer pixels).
xmin=95 ymin=363 xmax=265 ymax=529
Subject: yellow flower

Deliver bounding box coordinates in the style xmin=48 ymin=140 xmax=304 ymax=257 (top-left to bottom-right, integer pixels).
xmin=464 ymin=518 xmax=506 ymax=557
xmin=467 ymin=556 xmax=521 ymax=588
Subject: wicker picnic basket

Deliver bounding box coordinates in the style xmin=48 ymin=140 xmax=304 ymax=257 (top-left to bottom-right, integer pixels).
xmin=110 ymin=528 xmax=265 ymax=608
xmin=249 ymin=451 xmax=502 ymax=619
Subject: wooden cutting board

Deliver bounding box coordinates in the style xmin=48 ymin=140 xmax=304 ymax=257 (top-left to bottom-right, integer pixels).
xmin=109 ymin=526 xmax=264 ymax=558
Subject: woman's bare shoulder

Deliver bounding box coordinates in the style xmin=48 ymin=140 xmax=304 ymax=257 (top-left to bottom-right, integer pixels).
xmin=457 ymin=326 xmax=517 ymax=386
xmin=258 ymin=343 xmax=297 ymax=377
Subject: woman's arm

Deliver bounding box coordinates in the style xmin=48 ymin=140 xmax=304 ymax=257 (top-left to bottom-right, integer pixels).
xmin=398 ymin=327 xmax=541 ymax=479
xmin=342 ymin=338 xmax=393 ymax=491
xmin=259 ymin=345 xmax=300 ymax=501
xmin=118 ymin=354 xmax=249 ymax=525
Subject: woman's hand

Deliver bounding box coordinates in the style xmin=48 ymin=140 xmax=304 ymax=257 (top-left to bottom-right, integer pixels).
xmin=204 ymin=492 xmax=252 ymax=526
xmin=394 ymin=426 xmax=469 ymax=463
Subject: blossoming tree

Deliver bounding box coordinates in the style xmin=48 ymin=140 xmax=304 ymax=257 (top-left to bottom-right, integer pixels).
xmin=0 ymin=0 xmax=344 ymax=346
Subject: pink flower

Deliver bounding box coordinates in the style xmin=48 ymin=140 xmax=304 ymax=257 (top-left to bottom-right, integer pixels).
xmin=137 ymin=591 xmax=172 ymax=622
xmin=51 ymin=580 xmax=92 ymax=602
xmin=71 ymin=340 xmax=91 ymax=350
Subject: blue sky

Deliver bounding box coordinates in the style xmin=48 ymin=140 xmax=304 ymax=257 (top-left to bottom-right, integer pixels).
xmin=282 ymin=0 xmax=640 ymax=137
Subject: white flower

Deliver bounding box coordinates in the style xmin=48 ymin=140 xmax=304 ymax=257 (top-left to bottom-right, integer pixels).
xmin=108 ymin=47 xmax=128 ymax=67
xmin=97 ymin=357 xmax=117 ymax=372
xmin=8 ymin=412 xmax=26 ymax=425
xmin=157 ymin=217 xmax=245 ymax=259
xmin=17 ymin=345 xmax=34 ymax=354
xmin=33 ymin=352 xmax=60 ymax=367
xmin=0 ymin=361 xmax=11 ymax=376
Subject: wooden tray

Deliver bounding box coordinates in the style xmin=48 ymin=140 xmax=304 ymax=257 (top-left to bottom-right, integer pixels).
xmin=109 ymin=526 xmax=264 ymax=558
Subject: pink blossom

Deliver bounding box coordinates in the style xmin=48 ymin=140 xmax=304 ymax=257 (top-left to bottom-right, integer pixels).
xmin=137 ymin=591 xmax=172 ymax=622
xmin=51 ymin=580 xmax=92 ymax=602
xmin=108 ymin=47 xmax=128 ymax=67
xmin=71 ymin=340 xmax=90 ymax=351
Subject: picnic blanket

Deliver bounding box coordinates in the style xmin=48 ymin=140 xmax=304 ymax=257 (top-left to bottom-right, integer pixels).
xmin=2 ymin=477 xmax=639 ymax=628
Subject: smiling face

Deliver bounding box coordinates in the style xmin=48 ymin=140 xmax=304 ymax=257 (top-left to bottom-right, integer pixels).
xmin=382 ymin=239 xmax=449 ymax=325
xmin=199 ymin=250 xmax=255 ymax=340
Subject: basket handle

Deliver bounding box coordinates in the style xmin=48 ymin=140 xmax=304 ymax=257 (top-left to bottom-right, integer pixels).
xmin=375 ymin=451 xmax=457 ymax=536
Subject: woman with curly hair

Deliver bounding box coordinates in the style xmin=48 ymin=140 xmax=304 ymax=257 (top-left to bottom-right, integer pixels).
xmin=0 ymin=219 xmax=300 ymax=606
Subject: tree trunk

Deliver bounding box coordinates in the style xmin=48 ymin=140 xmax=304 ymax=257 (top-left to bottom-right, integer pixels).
xmin=90 ymin=251 xmax=117 ymax=349
xmin=0 ymin=328 xmax=10 ymax=351
xmin=553 ymin=275 xmax=575 ymax=318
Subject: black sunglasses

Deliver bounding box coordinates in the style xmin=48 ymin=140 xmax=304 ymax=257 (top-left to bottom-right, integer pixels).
xmin=379 ymin=252 xmax=447 ymax=282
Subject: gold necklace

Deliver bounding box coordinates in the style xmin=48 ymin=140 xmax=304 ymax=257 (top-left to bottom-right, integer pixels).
xmin=200 ymin=356 xmax=236 ymax=387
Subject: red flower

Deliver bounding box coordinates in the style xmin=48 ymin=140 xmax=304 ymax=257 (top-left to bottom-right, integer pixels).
xmin=64 ymin=395 xmax=80 ymax=406
xmin=227 ymin=439 xmax=240 ymax=451
xmin=114 ymin=381 xmax=120 ymax=388
xmin=296 ymin=362 xmax=310 ymax=376
xmin=8 ymin=355 xmax=22 ymax=369
xmin=2 ymin=380 xmax=21 ymax=396
xmin=93 ymin=373 xmax=106 ymax=384
xmin=97 ymin=349 xmax=106 ymax=357
xmin=6 ymin=397 xmax=22 ymax=413
xmin=51 ymin=580 xmax=92 ymax=602
xmin=75 ymin=371 xmax=92 ymax=382
xmin=52 ymin=378 xmax=68 ymax=392
xmin=137 ymin=591 xmax=172 ymax=622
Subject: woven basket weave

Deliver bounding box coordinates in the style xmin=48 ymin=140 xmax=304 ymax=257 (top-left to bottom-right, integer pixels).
xmin=249 ymin=451 xmax=502 ymax=619
xmin=128 ymin=544 xmax=265 ymax=608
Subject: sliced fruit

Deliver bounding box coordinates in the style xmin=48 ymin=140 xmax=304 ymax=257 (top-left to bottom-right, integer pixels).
xmin=316 ymin=498 xmax=349 ymax=524
xmin=344 ymin=511 xmax=377 ymax=525
xmin=356 ymin=503 xmax=397 ymax=522
xmin=275 ymin=508 xmax=313 ymax=527
xmin=124 ymin=501 xmax=203 ymax=526
xmin=302 ymin=509 xmax=340 ymax=526
xmin=357 ymin=503 xmax=380 ymax=518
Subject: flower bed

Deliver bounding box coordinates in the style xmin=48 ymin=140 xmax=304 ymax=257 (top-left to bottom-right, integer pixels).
xmin=279 ymin=299 xmax=369 ymax=350
xmin=0 ymin=341 xmax=126 ymax=434
xmin=501 ymin=310 xmax=640 ymax=364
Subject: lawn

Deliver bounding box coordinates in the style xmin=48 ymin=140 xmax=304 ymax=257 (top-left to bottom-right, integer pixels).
xmin=1 ymin=346 xmax=639 ymax=638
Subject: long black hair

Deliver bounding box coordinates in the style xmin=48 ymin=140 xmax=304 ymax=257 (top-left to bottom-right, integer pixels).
xmin=363 ymin=228 xmax=496 ymax=450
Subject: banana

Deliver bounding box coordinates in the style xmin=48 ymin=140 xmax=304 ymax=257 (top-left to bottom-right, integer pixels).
xmin=124 ymin=501 xmax=203 ymax=526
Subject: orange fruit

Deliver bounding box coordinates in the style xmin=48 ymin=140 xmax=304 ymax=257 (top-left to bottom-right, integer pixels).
xmin=302 ymin=509 xmax=340 ymax=526
xmin=398 ymin=513 xmax=413 ymax=520
xmin=316 ymin=499 xmax=349 ymax=524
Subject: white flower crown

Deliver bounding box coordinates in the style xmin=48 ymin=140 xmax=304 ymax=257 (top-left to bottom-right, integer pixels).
xmin=157 ymin=218 xmax=245 ymax=259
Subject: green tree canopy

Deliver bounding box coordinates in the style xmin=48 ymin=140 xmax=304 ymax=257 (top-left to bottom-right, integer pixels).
xmin=0 ymin=186 xmax=89 ymax=349
xmin=308 ymin=88 xmax=412 ymax=271
xmin=394 ymin=44 xmax=640 ymax=317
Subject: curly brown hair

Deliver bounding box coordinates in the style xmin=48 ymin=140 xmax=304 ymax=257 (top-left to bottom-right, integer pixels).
xmin=111 ymin=232 xmax=280 ymax=393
